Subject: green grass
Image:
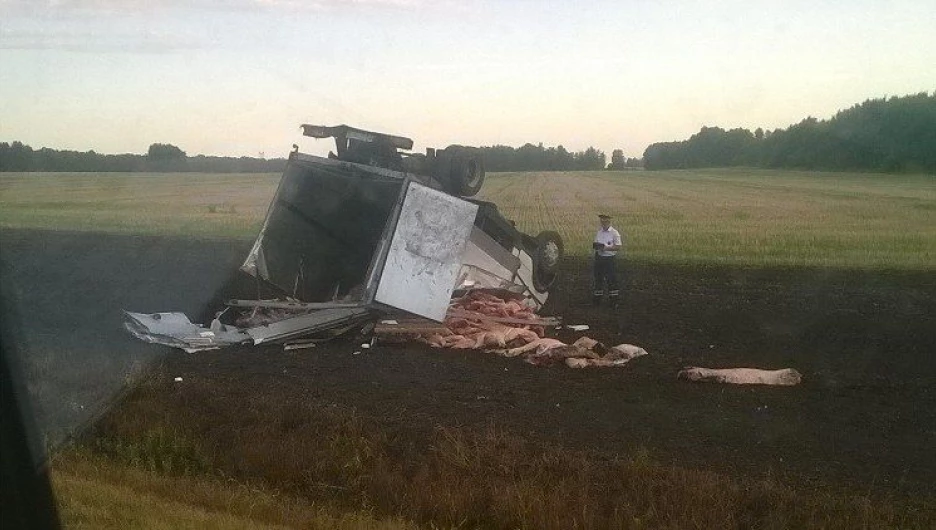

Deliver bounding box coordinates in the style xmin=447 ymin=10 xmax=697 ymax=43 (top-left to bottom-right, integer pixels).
xmin=52 ymin=449 xmax=422 ymax=530
xmin=1 ymin=169 xmax=933 ymax=268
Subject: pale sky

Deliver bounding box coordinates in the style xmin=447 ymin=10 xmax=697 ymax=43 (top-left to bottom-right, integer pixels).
xmin=1 ymin=0 xmax=934 ymax=159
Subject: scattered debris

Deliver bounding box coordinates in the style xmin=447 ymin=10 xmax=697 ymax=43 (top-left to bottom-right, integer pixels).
xmin=124 ymin=311 xmax=249 ymax=353
xmin=124 ymin=307 xmax=370 ymax=353
xmin=567 ymin=324 xmax=590 ymax=331
xmin=374 ymin=317 xmax=450 ymax=341
xmin=244 ymin=307 xmax=371 ymax=344
xmin=677 ymin=367 xmax=802 ymax=386
xmin=283 ymin=340 xmax=317 ymax=351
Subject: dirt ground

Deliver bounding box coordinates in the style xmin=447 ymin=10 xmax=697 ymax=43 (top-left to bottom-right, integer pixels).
xmin=3 ymin=229 xmax=935 ymax=495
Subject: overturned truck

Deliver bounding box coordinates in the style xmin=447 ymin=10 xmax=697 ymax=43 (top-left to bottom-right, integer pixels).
xmin=126 ymin=125 xmax=564 ymax=351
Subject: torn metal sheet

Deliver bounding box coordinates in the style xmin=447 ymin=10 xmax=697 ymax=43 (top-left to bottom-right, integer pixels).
xmin=227 ymin=299 xmax=364 ymax=311
xmin=245 ymin=307 xmax=371 ymax=344
xmin=374 ymin=182 xmax=478 ymax=321
xmin=125 ymin=306 xmax=370 ymax=352
xmin=123 ymin=311 xmax=250 ymax=353
xmin=457 ymin=226 xmax=520 ymax=291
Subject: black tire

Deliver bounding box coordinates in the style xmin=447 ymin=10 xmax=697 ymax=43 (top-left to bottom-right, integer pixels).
xmin=445 ymin=146 xmax=485 ymax=196
xmin=532 ymin=230 xmax=563 ymax=292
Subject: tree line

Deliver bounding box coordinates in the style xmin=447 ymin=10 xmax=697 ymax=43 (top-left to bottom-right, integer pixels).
xmin=1 ymin=140 xmax=628 ymax=173
xmin=0 ymin=142 xmax=287 ymax=173
xmin=478 ymin=143 xmax=610 ymax=171
xmin=643 ymin=92 xmax=936 ymax=172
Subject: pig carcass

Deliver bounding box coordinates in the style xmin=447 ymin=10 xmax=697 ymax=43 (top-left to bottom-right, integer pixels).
xmin=677 ymin=367 xmax=802 ymax=386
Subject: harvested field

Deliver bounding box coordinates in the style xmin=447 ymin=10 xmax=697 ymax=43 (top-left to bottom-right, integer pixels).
xmin=2 ymin=169 xmax=933 ymax=268
xmin=479 ymin=169 xmax=936 ymax=268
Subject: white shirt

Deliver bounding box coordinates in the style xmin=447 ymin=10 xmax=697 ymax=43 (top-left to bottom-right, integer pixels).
xmin=594 ymin=226 xmax=622 ymax=257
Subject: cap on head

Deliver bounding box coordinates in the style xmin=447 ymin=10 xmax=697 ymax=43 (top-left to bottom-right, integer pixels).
xmin=598 ymin=214 xmax=611 ymax=220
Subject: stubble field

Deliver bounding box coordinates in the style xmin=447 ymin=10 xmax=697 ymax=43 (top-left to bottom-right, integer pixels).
xmin=480 ymin=169 xmax=935 ymax=268
xmin=1 ymin=168 xmax=933 ymax=267
xmin=1 ymin=168 xmax=935 ymax=528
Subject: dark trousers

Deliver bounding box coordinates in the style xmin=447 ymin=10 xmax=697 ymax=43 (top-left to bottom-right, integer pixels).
xmin=593 ymin=255 xmax=620 ymax=303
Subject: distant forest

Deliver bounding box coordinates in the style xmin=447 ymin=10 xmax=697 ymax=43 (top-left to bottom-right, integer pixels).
xmin=0 ymin=142 xmax=288 ymax=173
xmin=480 ymin=144 xmax=614 ymax=172
xmin=0 ymin=139 xmax=617 ymax=173
xmin=4 ymin=92 xmax=933 ymax=174
xmin=643 ymin=92 xmax=936 ymax=173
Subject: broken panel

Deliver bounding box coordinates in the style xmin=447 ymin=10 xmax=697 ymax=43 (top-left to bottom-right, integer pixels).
xmin=375 ymin=182 xmax=478 ymax=321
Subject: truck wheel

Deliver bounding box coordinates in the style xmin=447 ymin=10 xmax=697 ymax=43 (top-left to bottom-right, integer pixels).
xmin=447 ymin=147 xmax=485 ymax=196
xmin=532 ymin=230 xmax=563 ymax=292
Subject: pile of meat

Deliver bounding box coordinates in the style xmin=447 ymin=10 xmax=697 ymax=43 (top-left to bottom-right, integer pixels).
xmin=421 ymin=291 xmax=542 ymax=349
xmin=418 ymin=290 xmax=648 ymax=368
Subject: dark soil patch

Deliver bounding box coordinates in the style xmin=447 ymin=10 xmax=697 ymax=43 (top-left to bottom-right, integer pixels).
xmin=3 ymin=229 xmax=935 ymax=495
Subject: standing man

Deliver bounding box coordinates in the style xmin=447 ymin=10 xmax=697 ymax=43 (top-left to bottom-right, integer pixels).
xmin=592 ymin=214 xmax=622 ymax=307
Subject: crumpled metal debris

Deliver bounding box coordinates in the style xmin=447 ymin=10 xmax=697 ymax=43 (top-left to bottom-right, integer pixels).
xmin=123 ymin=311 xmax=249 ymax=353
xmin=123 ymin=306 xmax=370 ymax=353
